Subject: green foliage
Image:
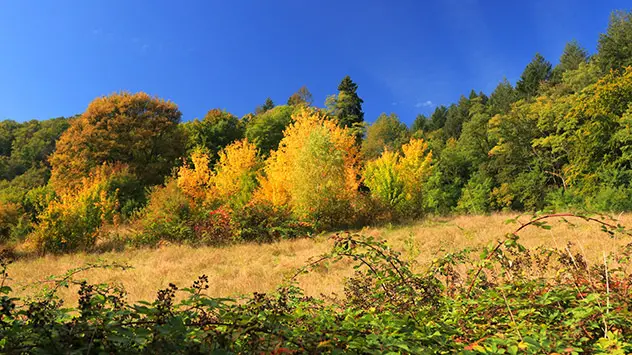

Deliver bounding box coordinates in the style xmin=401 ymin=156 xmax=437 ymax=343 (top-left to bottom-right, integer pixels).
xmin=255 ymin=97 xmax=276 ymax=114
xmin=33 ymin=165 xmax=142 ymax=254
xmin=551 ymin=40 xmax=589 ymax=82
xmin=456 ymin=171 xmax=493 ymax=214
xmin=597 ymin=10 xmax=632 ymax=72
xmin=516 ymin=53 xmax=552 ymax=98
xmin=184 ymin=108 xmax=245 ymax=161
xmin=362 ymin=112 xmax=410 ymax=160
xmin=232 ymin=202 xmax=313 ymax=243
xmin=489 ymin=78 xmax=518 ymax=115
xmin=328 ymin=75 xmax=365 ymax=143
xmin=245 ymin=105 xmax=294 ymax=155
xmin=134 ymin=180 xmax=194 ymax=245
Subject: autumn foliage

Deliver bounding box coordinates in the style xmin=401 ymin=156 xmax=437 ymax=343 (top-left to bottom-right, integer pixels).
xmin=49 ymin=92 xmax=185 ymax=191
xmin=256 ymin=108 xmax=360 ymax=228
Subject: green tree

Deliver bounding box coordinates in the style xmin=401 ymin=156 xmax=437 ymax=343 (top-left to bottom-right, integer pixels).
xmin=488 ymin=78 xmax=518 ymax=115
xmin=362 ymin=113 xmax=410 ymax=160
xmin=184 ymin=109 xmax=245 ymax=160
xmin=328 ymin=75 xmax=365 ymax=143
xmin=516 ymin=53 xmax=552 ymax=99
xmin=411 ymin=114 xmax=429 ymax=133
xmin=245 ymin=105 xmax=295 ymax=155
xmin=255 ymin=97 xmax=275 ymax=114
xmin=429 ymin=105 xmax=448 ymax=131
xmin=596 ymin=10 xmax=632 ymax=73
xmin=287 ymin=86 xmax=313 ymax=106
xmin=551 ymin=40 xmax=589 ymax=82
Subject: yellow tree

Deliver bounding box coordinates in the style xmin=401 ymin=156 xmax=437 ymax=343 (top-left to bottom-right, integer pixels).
xmin=363 ymin=138 xmax=433 ymax=218
xmin=256 ymin=108 xmax=360 ymax=228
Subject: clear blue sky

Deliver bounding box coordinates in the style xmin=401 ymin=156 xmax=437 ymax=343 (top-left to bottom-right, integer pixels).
xmin=0 ymin=1 xmax=628 ymax=126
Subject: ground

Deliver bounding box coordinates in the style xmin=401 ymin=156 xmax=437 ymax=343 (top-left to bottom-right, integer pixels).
xmin=6 ymin=213 xmax=631 ymax=305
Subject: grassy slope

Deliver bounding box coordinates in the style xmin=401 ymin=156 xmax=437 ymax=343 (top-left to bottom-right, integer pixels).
xmin=6 ymin=213 xmax=631 ymax=305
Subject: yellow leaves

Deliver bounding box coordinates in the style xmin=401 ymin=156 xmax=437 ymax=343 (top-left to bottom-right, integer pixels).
xmin=363 ymin=138 xmax=433 ymax=215
xmin=177 ymin=139 xmax=260 ymax=208
xmin=177 ymin=149 xmax=214 ymax=203
xmin=256 ymin=108 xmax=360 ymax=226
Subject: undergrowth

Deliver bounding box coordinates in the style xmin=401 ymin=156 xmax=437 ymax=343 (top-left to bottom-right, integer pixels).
xmin=1 ymin=213 xmax=631 ymax=353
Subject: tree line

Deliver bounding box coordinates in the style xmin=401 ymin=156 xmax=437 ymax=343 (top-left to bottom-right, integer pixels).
xmin=1 ymin=10 xmax=632 ymax=253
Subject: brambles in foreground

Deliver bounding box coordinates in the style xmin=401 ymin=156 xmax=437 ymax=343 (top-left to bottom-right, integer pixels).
xmin=1 ymin=214 xmax=632 ymax=353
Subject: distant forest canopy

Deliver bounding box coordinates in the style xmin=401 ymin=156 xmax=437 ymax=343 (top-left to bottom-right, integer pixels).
xmin=2 ymin=10 xmax=632 ymax=254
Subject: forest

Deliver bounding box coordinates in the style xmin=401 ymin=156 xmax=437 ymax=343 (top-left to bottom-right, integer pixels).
xmin=2 ymin=9 xmax=632 ymax=354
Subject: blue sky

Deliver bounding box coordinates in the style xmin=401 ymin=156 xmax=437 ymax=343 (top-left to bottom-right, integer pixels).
xmin=0 ymin=1 xmax=628 ymax=126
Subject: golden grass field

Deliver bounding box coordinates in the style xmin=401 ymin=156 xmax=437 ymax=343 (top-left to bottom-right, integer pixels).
xmin=5 ymin=213 xmax=632 ymax=305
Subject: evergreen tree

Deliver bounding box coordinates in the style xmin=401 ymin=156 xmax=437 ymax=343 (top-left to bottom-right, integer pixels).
xmin=331 ymin=75 xmax=365 ymax=142
xmin=596 ymin=10 xmax=632 ymax=73
xmin=488 ymin=78 xmax=518 ymax=115
xmin=255 ymin=97 xmax=275 ymax=114
xmin=516 ymin=53 xmax=552 ymax=99
xmin=551 ymin=40 xmax=589 ymax=82
xmin=429 ymin=105 xmax=448 ymax=131
xmin=411 ymin=114 xmax=429 ymax=133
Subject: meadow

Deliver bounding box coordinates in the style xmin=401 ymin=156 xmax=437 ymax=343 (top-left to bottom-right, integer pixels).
xmin=7 ymin=213 xmax=629 ymax=304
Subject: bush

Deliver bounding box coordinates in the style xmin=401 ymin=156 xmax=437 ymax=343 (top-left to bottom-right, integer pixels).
xmin=456 ymin=171 xmax=493 ymax=214
xmin=134 ymin=179 xmax=194 ymax=245
xmin=232 ymin=201 xmax=313 ymax=243
xmin=31 ymin=164 xmax=140 ymax=254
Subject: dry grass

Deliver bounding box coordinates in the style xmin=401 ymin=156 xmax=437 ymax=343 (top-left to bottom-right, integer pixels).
xmin=6 ymin=213 xmax=632 ymax=305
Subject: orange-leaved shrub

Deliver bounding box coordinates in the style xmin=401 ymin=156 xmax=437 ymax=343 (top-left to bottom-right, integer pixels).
xmin=256 ymin=108 xmax=360 ymax=229
xmin=363 ymin=138 xmax=433 ymax=219
xmin=30 ymin=164 xmax=142 ymax=254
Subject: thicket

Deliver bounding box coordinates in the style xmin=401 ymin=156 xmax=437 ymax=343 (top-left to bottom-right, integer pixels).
xmin=2 ymin=11 xmax=632 ymax=253
xmin=1 ymin=214 xmax=631 ymax=353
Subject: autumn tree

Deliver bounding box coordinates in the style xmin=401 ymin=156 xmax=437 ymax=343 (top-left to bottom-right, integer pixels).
xmin=287 ymin=86 xmax=313 ymax=106
xmin=363 ymin=138 xmax=433 ymax=218
xmin=49 ymin=92 xmax=185 ymax=191
xmin=362 ymin=113 xmax=410 ymax=160
xmin=256 ymin=108 xmax=360 ymax=228
xmin=177 ymin=139 xmax=260 ymax=209
xmin=184 ymin=108 xmax=244 ymax=160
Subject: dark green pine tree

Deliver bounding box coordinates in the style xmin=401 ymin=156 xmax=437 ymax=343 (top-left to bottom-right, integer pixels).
xmin=488 ymin=78 xmax=518 ymax=115
xmin=597 ymin=10 xmax=632 ymax=73
xmin=551 ymin=40 xmax=589 ymax=82
xmin=334 ymin=75 xmax=365 ymax=142
xmin=255 ymin=97 xmax=275 ymax=114
xmin=516 ymin=53 xmax=552 ymax=99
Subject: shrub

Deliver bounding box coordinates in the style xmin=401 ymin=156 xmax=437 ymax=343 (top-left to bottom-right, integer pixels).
xmin=177 ymin=139 xmax=260 ymax=209
xmin=456 ymin=171 xmax=493 ymax=214
xmin=134 ymin=179 xmax=194 ymax=245
xmin=31 ymin=164 xmax=140 ymax=254
xmin=232 ymin=201 xmax=313 ymax=243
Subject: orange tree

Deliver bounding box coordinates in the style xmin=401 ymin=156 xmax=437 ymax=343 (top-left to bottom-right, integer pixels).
xmin=49 ymin=92 xmax=185 ymax=191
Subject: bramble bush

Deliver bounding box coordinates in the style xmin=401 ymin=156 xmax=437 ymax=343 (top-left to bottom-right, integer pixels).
xmin=1 ymin=213 xmax=632 ymax=353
